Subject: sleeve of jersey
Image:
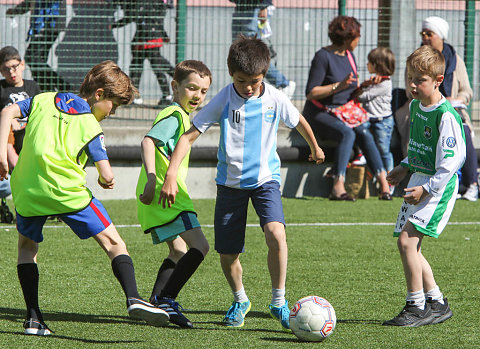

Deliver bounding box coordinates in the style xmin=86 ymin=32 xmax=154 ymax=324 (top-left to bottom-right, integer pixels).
xmin=192 ymin=87 xmax=227 ymax=133
xmin=16 ymin=98 xmax=32 ymax=118
xmin=423 ymin=112 xmax=466 ymax=196
xmin=146 ymin=116 xmax=179 ymax=147
xmin=86 ymin=134 xmax=109 ymax=163
xmin=278 ymin=94 xmax=300 ymax=128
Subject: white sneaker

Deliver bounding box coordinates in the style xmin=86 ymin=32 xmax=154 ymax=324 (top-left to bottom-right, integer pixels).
xmin=279 ymin=81 xmax=296 ymax=99
xmin=461 ymin=184 xmax=478 ymax=201
xmin=351 ymin=154 xmax=367 ymax=166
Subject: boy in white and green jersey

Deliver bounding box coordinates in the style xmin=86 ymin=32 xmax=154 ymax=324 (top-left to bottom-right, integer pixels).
xmin=385 ymin=46 xmax=466 ymax=327
xmin=136 ymin=60 xmax=211 ymax=328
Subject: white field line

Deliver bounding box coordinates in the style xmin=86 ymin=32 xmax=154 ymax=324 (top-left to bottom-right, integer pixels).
xmin=0 ymin=222 xmax=480 ymax=230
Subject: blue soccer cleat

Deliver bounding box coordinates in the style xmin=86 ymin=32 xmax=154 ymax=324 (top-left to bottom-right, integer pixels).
xmin=223 ymin=300 xmax=251 ymax=328
xmin=269 ymin=300 xmax=291 ymax=331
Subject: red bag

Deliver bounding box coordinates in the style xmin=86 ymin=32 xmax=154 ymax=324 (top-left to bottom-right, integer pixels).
xmin=312 ymin=99 xmax=368 ymax=128
xmin=327 ymin=100 xmax=367 ymax=128
xmin=311 ymin=50 xmax=368 ymax=128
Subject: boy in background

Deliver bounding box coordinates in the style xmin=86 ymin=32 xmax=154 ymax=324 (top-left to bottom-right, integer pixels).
xmin=0 ymin=46 xmax=41 ymax=182
xmin=160 ymin=36 xmax=325 ymax=330
xmin=384 ymin=45 xmax=465 ymax=327
xmin=0 ymin=60 xmax=169 ymax=336
xmin=136 ymin=60 xmax=211 ymax=328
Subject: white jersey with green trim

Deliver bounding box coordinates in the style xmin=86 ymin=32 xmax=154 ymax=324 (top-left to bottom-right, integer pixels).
xmin=401 ymin=97 xmax=466 ymax=197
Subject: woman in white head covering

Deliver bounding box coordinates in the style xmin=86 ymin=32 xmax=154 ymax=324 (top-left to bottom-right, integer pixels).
xmin=420 ymin=16 xmax=477 ymax=201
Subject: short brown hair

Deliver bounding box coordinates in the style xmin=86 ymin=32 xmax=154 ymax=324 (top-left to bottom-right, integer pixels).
xmin=368 ymin=47 xmax=395 ymax=76
xmin=79 ymin=60 xmax=138 ymax=105
xmin=406 ymin=45 xmax=445 ymax=79
xmin=227 ymin=35 xmax=270 ymax=76
xmin=328 ymin=16 xmax=361 ymax=46
xmin=174 ymin=60 xmax=212 ymax=85
xmin=0 ymin=46 xmax=21 ymax=64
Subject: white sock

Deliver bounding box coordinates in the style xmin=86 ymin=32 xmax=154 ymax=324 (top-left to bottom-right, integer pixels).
xmin=406 ymin=289 xmax=425 ymax=310
xmin=425 ymin=285 xmax=444 ymax=304
xmin=271 ymin=288 xmax=286 ymax=307
xmin=233 ymin=286 xmax=248 ymax=303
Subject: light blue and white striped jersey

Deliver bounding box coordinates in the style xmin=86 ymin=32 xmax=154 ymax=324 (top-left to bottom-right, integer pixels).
xmin=193 ymin=82 xmax=299 ymax=189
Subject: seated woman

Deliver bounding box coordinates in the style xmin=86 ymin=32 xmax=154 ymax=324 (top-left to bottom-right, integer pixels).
xmin=303 ymin=15 xmax=391 ymax=201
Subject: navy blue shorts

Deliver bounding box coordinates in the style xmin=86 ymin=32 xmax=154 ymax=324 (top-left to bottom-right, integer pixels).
xmin=16 ymin=197 xmax=112 ymax=243
xmin=214 ymin=180 xmax=285 ymax=254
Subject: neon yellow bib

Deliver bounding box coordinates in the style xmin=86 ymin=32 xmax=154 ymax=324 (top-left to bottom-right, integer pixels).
xmin=136 ymin=105 xmax=195 ymax=232
xmin=11 ymin=92 xmax=103 ymax=216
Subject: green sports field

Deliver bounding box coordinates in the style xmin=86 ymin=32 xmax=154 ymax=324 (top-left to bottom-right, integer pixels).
xmin=0 ymin=197 xmax=479 ymax=348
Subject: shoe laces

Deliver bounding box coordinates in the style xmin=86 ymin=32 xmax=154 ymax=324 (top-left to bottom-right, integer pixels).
xmin=225 ymin=302 xmax=242 ymax=321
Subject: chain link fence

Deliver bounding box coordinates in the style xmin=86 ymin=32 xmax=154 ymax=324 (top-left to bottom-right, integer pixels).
xmin=1 ymin=0 xmax=479 ymax=126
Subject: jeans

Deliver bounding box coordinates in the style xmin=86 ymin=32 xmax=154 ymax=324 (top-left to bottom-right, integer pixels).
xmin=369 ymin=116 xmax=394 ymax=172
xmin=353 ymin=122 xmax=387 ymax=176
xmin=303 ymin=107 xmax=355 ymax=178
xmin=0 ymin=177 xmax=11 ymax=198
xmin=266 ymin=62 xmax=289 ymax=88
xmin=461 ymin=123 xmax=478 ymax=186
xmin=304 ymin=104 xmax=387 ymax=178
xmin=231 ymin=8 xmax=259 ymax=41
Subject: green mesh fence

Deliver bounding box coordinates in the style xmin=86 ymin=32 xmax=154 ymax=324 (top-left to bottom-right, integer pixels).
xmin=0 ymin=0 xmax=479 ymax=126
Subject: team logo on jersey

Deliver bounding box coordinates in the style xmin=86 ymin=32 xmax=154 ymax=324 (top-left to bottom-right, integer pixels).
xmin=264 ymin=108 xmax=275 ymax=123
xmin=99 ymin=134 xmax=106 ymax=151
xmin=443 ymin=149 xmax=454 ymax=159
xmin=446 ymin=137 xmax=456 ymax=148
xmin=424 ymin=125 xmax=432 ymax=139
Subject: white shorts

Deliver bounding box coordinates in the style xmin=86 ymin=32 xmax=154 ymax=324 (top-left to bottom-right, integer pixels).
xmin=394 ymin=172 xmax=458 ymax=238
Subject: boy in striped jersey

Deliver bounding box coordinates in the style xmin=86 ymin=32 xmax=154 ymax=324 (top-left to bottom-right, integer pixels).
xmin=384 ymin=45 xmax=465 ymax=327
xmin=159 ymin=35 xmax=324 ymax=330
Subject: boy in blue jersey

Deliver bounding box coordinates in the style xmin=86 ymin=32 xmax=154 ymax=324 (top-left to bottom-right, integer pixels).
xmin=384 ymin=46 xmax=465 ymax=327
xmin=160 ymin=36 xmax=325 ymax=330
xmin=136 ymin=60 xmax=211 ymax=328
xmin=0 ymin=61 xmax=169 ymax=336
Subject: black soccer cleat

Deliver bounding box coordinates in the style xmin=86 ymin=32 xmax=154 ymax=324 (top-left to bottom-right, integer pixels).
xmin=152 ymin=296 xmax=193 ymax=328
xmin=23 ymin=318 xmax=53 ymax=336
xmin=382 ymin=302 xmax=435 ymax=327
xmin=427 ymin=297 xmax=453 ymax=324
xmin=127 ymin=297 xmax=169 ymax=327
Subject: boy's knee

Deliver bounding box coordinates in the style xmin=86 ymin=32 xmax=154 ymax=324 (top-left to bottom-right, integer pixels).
xmin=264 ymin=222 xmax=287 ymax=247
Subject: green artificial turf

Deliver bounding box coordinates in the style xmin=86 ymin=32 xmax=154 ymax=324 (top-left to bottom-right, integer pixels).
xmin=0 ymin=197 xmax=478 ymax=348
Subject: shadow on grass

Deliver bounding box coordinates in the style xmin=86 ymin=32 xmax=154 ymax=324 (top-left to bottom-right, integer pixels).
xmin=187 ymin=309 xmax=271 ymax=319
xmin=0 ymin=306 xmax=154 ymax=344
xmin=337 ymin=319 xmax=383 ymax=325
xmin=0 ymin=329 xmax=141 ymax=344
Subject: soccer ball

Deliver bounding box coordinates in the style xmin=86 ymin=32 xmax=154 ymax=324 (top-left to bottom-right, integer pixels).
xmin=289 ymin=296 xmax=336 ymax=342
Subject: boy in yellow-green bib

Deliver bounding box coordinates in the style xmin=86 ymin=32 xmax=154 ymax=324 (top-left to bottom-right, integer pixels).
xmin=136 ymin=60 xmax=211 ymax=328
xmin=0 ymin=61 xmax=169 ymax=336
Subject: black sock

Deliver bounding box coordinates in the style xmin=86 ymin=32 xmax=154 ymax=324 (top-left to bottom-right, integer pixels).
xmin=17 ymin=263 xmax=42 ymax=321
xmin=160 ymin=248 xmax=204 ymax=300
xmin=111 ymin=254 xmax=141 ymax=301
xmin=150 ymin=258 xmax=176 ymax=303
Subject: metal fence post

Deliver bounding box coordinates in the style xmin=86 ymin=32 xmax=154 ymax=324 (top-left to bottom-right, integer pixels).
xmin=338 ymin=0 xmax=346 ymax=16
xmin=464 ymin=0 xmax=475 ymax=89
xmin=176 ymin=0 xmax=187 ymax=63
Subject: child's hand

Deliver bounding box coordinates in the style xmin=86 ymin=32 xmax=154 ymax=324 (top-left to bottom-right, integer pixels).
xmin=11 ymin=119 xmax=21 ymax=131
xmin=386 ymin=166 xmax=408 ymax=186
xmin=98 ymin=176 xmax=114 ymax=189
xmin=403 ymin=185 xmax=428 ymax=205
xmin=360 ymin=75 xmax=386 ymax=88
xmin=309 ymin=146 xmax=325 ymax=164
xmin=159 ymin=175 xmax=178 ymax=208
xmin=0 ymin=160 xmax=8 ymax=180
xmin=139 ymin=176 xmax=156 ymax=205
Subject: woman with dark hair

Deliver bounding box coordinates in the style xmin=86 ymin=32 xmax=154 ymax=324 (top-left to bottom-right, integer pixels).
xmin=303 ymin=16 xmax=391 ymax=201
